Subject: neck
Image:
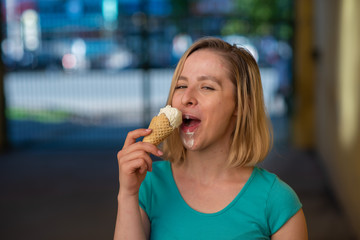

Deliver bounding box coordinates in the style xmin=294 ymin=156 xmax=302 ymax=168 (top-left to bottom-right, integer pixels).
xmin=179 ymin=147 xmax=232 ymax=184
xmin=173 ymin=146 xmax=254 ymax=187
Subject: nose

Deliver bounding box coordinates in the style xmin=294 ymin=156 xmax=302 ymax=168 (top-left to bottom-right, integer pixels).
xmin=181 ymin=86 xmax=198 ymax=107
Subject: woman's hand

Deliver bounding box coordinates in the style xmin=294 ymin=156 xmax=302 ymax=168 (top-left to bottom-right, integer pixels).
xmin=114 ymin=129 xmax=157 ymax=240
xmin=117 ymin=128 xmax=163 ymax=197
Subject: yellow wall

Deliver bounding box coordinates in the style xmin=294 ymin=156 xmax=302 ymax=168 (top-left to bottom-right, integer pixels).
xmin=293 ymin=0 xmax=315 ymax=149
xmin=335 ymin=0 xmax=360 ymax=235
xmin=303 ymin=0 xmax=360 ymax=236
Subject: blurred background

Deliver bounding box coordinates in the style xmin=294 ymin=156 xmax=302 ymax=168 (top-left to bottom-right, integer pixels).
xmin=0 ymin=0 xmax=359 ymax=239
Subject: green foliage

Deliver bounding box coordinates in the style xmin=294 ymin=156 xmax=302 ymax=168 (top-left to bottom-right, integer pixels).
xmin=167 ymin=0 xmax=293 ymax=40
xmin=221 ymin=19 xmax=250 ymax=35
xmin=6 ymin=108 xmax=71 ymax=123
xmin=170 ymin=0 xmax=190 ymax=16
xmin=228 ymin=0 xmax=294 ymax=40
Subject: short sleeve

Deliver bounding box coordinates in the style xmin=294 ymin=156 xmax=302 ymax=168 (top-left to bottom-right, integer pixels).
xmin=266 ymin=177 xmax=302 ymax=235
xmin=139 ymin=172 xmax=152 ymax=216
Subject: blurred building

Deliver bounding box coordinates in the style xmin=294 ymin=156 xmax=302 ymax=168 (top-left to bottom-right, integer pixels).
xmin=1 ymin=0 xmax=295 ymax=149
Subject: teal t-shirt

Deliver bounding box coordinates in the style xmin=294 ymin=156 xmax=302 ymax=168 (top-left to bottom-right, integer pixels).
xmin=139 ymin=161 xmax=302 ymax=240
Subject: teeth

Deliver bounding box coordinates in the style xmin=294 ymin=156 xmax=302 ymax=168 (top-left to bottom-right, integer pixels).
xmin=185 ymin=115 xmax=190 ymax=120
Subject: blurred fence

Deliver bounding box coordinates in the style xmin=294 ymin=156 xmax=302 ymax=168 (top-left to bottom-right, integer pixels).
xmin=5 ymin=69 xmax=173 ymax=149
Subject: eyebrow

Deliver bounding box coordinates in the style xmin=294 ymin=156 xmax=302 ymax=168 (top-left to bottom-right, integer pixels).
xmin=178 ymin=75 xmax=222 ymax=86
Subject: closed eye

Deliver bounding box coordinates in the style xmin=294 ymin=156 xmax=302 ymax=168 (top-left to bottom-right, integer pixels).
xmin=202 ymin=86 xmax=215 ymax=90
xmin=175 ymin=85 xmax=187 ymax=90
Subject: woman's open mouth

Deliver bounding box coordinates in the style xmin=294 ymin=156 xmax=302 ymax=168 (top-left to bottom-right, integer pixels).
xmin=181 ymin=115 xmax=201 ymax=132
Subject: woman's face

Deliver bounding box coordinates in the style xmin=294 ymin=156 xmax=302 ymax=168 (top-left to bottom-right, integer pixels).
xmin=171 ymin=49 xmax=237 ymax=152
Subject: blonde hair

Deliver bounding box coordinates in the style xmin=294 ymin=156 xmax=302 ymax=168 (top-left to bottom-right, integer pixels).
xmin=162 ymin=37 xmax=273 ymax=168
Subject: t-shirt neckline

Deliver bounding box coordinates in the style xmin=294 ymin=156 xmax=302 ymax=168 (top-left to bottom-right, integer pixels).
xmin=166 ymin=161 xmax=257 ymax=217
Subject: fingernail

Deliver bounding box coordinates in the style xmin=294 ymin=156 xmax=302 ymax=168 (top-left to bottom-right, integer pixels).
xmin=157 ymin=150 xmax=163 ymax=156
xmin=145 ymin=129 xmax=152 ymax=132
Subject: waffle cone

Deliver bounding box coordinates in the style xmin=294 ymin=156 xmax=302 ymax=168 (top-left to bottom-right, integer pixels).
xmin=143 ymin=113 xmax=174 ymax=145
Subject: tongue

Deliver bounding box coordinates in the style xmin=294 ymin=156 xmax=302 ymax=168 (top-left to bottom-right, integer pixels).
xmin=182 ymin=119 xmax=201 ymax=132
xmin=186 ymin=119 xmax=201 ymax=127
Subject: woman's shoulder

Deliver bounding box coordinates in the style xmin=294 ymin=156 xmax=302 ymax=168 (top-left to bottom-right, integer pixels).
xmin=139 ymin=160 xmax=173 ymax=213
xmin=251 ymin=167 xmax=277 ymax=188
xmin=253 ymin=168 xmax=302 ymax=234
xmin=152 ymin=160 xmax=171 ymax=172
xmin=146 ymin=160 xmax=172 ymax=181
xmin=251 ymin=167 xmax=300 ymax=201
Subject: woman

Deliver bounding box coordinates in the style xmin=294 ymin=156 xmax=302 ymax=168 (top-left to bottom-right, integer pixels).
xmin=114 ymin=37 xmax=308 ymax=239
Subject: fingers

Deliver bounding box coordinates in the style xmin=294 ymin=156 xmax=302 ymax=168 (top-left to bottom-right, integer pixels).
xmin=119 ymin=140 xmax=162 ymax=158
xmin=118 ymin=128 xmax=163 ymax=175
xmin=118 ymin=157 xmax=150 ymax=196
xmin=123 ymin=129 xmax=152 ymax=148
xmin=117 ymin=129 xmax=162 ymax=196
xmin=121 ymin=157 xmax=150 ymax=176
xmin=119 ymin=148 xmax=154 ymax=172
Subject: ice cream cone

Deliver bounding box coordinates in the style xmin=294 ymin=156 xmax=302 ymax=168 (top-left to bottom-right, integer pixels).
xmin=143 ymin=113 xmax=174 ymax=145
